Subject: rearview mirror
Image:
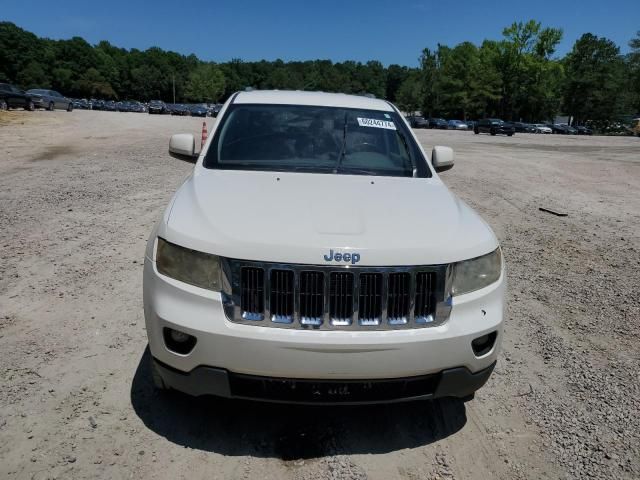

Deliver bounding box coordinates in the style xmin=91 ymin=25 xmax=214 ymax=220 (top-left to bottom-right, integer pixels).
xmin=169 ymin=134 xmax=197 ymax=163
xmin=431 ymin=146 xmax=454 ymax=172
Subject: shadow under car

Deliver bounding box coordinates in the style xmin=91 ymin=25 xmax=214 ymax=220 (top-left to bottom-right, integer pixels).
xmin=130 ymin=347 xmax=468 ymax=460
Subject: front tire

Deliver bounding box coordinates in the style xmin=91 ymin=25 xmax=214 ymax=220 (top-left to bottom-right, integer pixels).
xmin=25 ymin=100 xmax=35 ymax=111
xmin=0 ymin=99 xmax=7 ymax=110
xmin=67 ymin=103 xmax=73 ymax=112
xmin=490 ymin=129 xmax=496 ymax=136
xmin=474 ymin=127 xmax=479 ymax=134
xmin=48 ymin=102 xmax=55 ymax=111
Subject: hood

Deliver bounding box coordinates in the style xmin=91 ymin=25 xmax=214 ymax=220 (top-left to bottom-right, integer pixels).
xmin=162 ymin=169 xmax=498 ymax=266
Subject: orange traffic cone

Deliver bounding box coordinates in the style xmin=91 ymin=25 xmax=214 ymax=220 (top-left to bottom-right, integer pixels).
xmin=201 ymin=121 xmax=208 ymax=148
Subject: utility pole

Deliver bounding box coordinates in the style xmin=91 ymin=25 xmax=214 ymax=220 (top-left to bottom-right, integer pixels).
xmin=172 ymin=74 xmax=176 ymax=104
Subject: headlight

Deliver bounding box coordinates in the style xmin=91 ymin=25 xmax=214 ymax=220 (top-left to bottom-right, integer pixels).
xmin=156 ymin=238 xmax=221 ymax=291
xmin=452 ymin=248 xmax=502 ymax=296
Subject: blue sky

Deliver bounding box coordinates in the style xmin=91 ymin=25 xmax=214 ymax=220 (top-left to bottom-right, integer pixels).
xmin=3 ymin=0 xmax=638 ymax=66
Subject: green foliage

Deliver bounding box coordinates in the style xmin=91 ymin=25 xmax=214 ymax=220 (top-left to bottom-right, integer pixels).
xmin=396 ymin=72 xmax=423 ymax=114
xmin=496 ymin=20 xmax=564 ymax=120
xmin=185 ymin=63 xmax=225 ymax=102
xmin=419 ymin=47 xmax=440 ymax=116
xmin=627 ymin=31 xmax=640 ymax=113
xmin=0 ymin=20 xmax=636 ymax=123
xmin=563 ymin=33 xmax=627 ymax=122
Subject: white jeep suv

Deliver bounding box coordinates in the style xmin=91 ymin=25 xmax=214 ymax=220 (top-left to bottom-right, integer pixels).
xmin=143 ymin=90 xmax=505 ymax=404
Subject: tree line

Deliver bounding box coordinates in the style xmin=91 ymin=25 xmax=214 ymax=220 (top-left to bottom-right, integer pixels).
xmin=1 ymin=20 xmax=638 ymax=123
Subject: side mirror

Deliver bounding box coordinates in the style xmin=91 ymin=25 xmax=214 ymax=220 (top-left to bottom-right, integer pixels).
xmin=432 ymin=146 xmax=454 ymax=172
xmin=169 ymin=133 xmax=197 ymax=163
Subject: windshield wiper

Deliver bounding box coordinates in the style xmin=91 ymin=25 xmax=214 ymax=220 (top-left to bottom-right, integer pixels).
xmin=290 ymin=165 xmax=334 ymax=172
xmin=338 ymin=167 xmax=412 ymax=177
xmin=336 ymin=168 xmax=382 ymax=176
xmin=333 ymin=112 xmax=348 ymax=173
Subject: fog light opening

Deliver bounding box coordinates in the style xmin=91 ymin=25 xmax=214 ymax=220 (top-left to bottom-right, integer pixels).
xmin=163 ymin=327 xmax=197 ymax=355
xmin=471 ymin=331 xmax=497 ymax=357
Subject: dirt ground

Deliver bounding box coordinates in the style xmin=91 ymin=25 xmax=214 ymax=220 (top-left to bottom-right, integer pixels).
xmin=1 ymin=110 xmax=638 ymax=480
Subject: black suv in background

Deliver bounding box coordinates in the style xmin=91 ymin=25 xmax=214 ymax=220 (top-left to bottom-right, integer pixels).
xmin=512 ymin=122 xmax=536 ymax=133
xmin=148 ymin=100 xmax=167 ymax=114
xmin=0 ymin=83 xmax=35 ymax=110
xmin=427 ymin=117 xmax=448 ymax=129
xmin=574 ymin=125 xmax=593 ymax=135
xmin=547 ymin=123 xmax=577 ymax=135
xmin=474 ymin=118 xmax=515 ymax=136
xmin=406 ymin=115 xmax=428 ymax=128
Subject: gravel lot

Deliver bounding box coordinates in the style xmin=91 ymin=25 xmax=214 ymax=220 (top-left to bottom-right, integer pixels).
xmin=1 ymin=110 xmax=638 ymax=480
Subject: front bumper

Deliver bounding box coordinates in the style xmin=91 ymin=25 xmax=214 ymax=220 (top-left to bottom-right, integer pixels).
xmin=153 ymin=357 xmax=496 ymax=404
xmin=143 ymin=256 xmax=505 ymax=395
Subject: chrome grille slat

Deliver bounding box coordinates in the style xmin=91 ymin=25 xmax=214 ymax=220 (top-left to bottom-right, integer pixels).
xmin=330 ymin=272 xmax=354 ymax=326
xmin=300 ymin=271 xmax=324 ymax=326
xmin=359 ymin=273 xmax=382 ymax=326
xmin=415 ymin=271 xmax=436 ymax=324
xmin=388 ymin=272 xmax=410 ymax=325
xmin=240 ymin=267 xmax=264 ymax=321
xmin=270 ymin=269 xmax=294 ymax=323
xmin=226 ymin=260 xmax=450 ymax=331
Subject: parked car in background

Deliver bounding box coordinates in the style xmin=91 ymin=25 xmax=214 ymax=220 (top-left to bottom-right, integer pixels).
xmin=574 ymin=125 xmax=593 ymax=135
xmin=189 ymin=104 xmax=208 ymax=117
xmin=0 ymin=83 xmax=35 ymax=110
xmin=103 ymin=100 xmax=117 ymax=111
xmin=148 ymin=100 xmax=167 ymax=114
xmin=512 ymin=122 xmax=536 ymax=133
xmin=428 ymin=118 xmax=448 ymax=129
xmin=547 ymin=124 xmax=577 ymax=135
xmin=447 ymin=120 xmax=468 ymax=130
xmin=406 ymin=115 xmax=428 ymax=128
xmin=532 ymin=124 xmax=552 ymax=134
xmin=465 ymin=120 xmax=476 ymax=131
xmin=564 ymin=125 xmax=578 ymax=134
xmin=169 ymin=104 xmax=190 ymax=116
xmin=27 ymin=89 xmax=74 ymax=111
xmin=474 ymin=119 xmax=515 ymax=136
xmin=126 ymin=101 xmax=146 ymax=113
xmin=209 ymin=104 xmax=222 ymax=117
xmin=72 ymin=98 xmax=90 ymax=110
xmin=91 ymin=99 xmax=105 ymax=110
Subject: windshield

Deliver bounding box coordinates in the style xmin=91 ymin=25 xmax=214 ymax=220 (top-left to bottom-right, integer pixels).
xmin=204 ymin=104 xmax=429 ymax=177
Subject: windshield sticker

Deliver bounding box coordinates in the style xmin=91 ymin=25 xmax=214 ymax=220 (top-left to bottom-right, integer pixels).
xmin=357 ymin=117 xmax=396 ymax=130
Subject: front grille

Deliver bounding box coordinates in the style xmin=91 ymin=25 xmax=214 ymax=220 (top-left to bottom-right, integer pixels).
xmin=227 ymin=260 xmax=449 ymax=330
